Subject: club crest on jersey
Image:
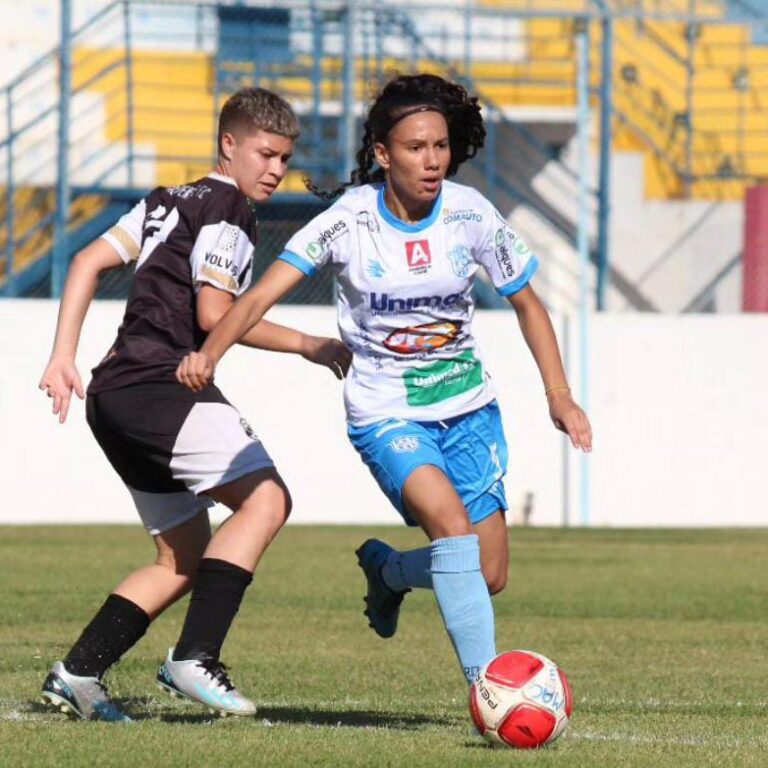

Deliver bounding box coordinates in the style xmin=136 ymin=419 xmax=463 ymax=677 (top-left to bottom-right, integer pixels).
xmin=447 ymin=244 xmax=473 ymax=278
xmin=405 ymin=240 xmax=432 ymax=274
xmin=389 ymin=435 xmax=420 ymax=453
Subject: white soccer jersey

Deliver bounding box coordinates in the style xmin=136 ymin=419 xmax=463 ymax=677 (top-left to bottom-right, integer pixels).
xmin=280 ymin=180 xmax=538 ymax=425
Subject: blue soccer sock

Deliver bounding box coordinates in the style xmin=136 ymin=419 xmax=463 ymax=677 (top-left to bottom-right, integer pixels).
xmin=381 ymin=546 xmax=433 ymax=592
xmin=431 ymin=534 xmax=496 ymax=685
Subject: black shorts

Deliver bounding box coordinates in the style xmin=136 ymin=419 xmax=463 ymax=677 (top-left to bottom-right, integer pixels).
xmin=86 ymin=382 xmax=274 ymax=534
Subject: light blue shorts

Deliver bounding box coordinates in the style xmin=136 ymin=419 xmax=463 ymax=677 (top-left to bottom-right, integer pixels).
xmin=347 ymin=400 xmax=509 ymax=526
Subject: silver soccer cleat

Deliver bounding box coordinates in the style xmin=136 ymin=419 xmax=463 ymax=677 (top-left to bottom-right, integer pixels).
xmin=156 ymin=648 xmax=256 ymax=717
xmin=41 ymin=661 xmax=132 ymax=722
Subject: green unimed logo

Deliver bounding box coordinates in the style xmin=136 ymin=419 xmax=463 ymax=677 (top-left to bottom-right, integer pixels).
xmin=403 ymin=350 xmax=483 ymax=406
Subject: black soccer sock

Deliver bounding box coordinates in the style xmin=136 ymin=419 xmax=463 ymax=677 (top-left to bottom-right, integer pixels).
xmin=64 ymin=593 xmax=150 ymax=679
xmin=173 ymin=558 xmax=253 ymax=662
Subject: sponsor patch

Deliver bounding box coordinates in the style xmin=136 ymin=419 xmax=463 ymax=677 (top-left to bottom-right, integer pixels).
xmin=203 ymin=225 xmax=246 ymax=278
xmin=405 ymin=239 xmax=432 ymax=274
xmin=212 ymin=223 xmax=241 ymax=257
xmin=199 ymin=264 xmax=238 ymax=292
xmin=494 ymin=227 xmax=517 ymax=280
xmin=383 ymin=321 xmax=462 ymax=354
xmin=369 ymin=291 xmax=463 ymax=313
xmin=403 ymin=350 xmax=483 ymax=406
xmin=306 ymin=219 xmax=349 ymax=264
xmin=306 ymin=241 xmax=325 ymax=263
xmin=442 ymin=208 xmax=483 ymax=224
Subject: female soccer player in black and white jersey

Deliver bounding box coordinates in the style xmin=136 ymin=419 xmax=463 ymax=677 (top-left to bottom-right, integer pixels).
xmin=38 ymin=87 xmax=351 ymax=721
xmin=176 ymin=74 xmax=591 ymax=695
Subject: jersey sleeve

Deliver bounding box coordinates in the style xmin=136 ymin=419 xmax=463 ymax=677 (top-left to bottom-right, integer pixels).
xmin=100 ymin=199 xmax=145 ymax=263
xmin=474 ymin=205 xmax=539 ymax=296
xmin=278 ymin=203 xmax=351 ymax=276
xmin=189 ymin=203 xmax=255 ymax=296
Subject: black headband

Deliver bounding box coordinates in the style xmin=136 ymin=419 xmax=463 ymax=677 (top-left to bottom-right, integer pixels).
xmin=382 ymin=104 xmax=447 ymax=137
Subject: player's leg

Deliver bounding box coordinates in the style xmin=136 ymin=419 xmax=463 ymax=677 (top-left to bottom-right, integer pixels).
xmin=350 ymin=420 xmax=439 ymax=637
xmin=473 ymin=510 xmax=508 ymax=595
xmin=156 ymin=390 xmax=291 ymax=716
xmin=400 ymin=465 xmax=497 ymax=686
xmin=349 ymin=418 xmax=496 ymax=684
xmin=158 ymin=468 xmax=291 ymax=716
xmin=359 ymin=402 xmax=510 ymax=599
xmin=374 ymin=508 xmax=508 ymax=597
xmin=445 ymin=400 xmax=510 ymax=596
xmin=112 ymin=509 xmax=212 ymax=616
xmin=42 ymin=390 xmax=214 ymax=721
xmin=42 ymin=511 xmax=211 ymax=722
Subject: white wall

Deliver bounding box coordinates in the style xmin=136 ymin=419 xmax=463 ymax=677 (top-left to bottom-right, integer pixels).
xmin=609 ymin=153 xmax=744 ymax=313
xmin=1 ymin=301 xmax=765 ymax=528
xmin=517 ymin=142 xmax=745 ymax=315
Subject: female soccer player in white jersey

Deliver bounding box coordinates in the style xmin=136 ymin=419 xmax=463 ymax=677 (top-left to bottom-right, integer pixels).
xmin=38 ymin=87 xmax=351 ymax=721
xmin=176 ymin=74 xmax=592 ymax=690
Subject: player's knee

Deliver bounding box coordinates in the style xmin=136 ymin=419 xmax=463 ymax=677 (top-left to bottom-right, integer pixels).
xmin=240 ymin=478 xmax=292 ymax=528
xmin=429 ymin=517 xmax=473 ymax=539
xmin=485 ymin=568 xmax=507 ymax=595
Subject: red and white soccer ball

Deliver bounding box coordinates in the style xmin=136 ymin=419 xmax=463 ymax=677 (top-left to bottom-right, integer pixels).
xmin=469 ymin=650 xmax=573 ymax=749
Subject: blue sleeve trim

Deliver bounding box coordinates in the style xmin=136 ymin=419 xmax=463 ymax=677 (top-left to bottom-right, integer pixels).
xmin=278 ymin=250 xmax=317 ymax=276
xmin=496 ymin=256 xmax=539 ymax=296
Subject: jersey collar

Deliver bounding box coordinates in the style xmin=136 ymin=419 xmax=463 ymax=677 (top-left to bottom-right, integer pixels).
xmin=208 ymin=172 xmax=238 ymax=187
xmin=377 ymin=184 xmax=443 ymax=233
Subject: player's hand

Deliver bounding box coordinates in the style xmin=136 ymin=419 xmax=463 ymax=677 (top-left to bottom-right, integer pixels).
xmin=301 ymin=335 xmax=352 ymax=380
xmin=548 ymin=391 xmax=592 ymax=452
xmin=176 ymin=351 xmax=216 ymax=392
xmin=38 ymin=356 xmax=85 ymax=424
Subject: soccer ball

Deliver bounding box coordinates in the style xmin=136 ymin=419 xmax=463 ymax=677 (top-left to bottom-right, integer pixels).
xmin=469 ymin=650 xmax=573 ymax=749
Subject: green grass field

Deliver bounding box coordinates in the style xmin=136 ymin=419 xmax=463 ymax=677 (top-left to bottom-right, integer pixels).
xmin=1 ymin=526 xmax=767 ymax=767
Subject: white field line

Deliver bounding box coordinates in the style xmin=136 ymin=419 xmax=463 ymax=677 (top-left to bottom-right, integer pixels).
xmin=571 ymin=730 xmax=768 ymax=749
xmin=578 ymin=697 xmax=768 ymax=711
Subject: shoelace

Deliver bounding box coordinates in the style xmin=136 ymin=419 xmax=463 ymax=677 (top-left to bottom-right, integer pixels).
xmin=197 ymin=657 xmax=235 ymax=692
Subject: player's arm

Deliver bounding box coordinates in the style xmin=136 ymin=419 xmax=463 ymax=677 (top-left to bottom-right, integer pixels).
xmin=179 ymin=260 xmax=312 ymax=391
xmin=39 ymin=238 xmax=127 ymax=423
xmin=196 ymin=284 xmax=351 ymax=379
xmin=507 ymin=285 xmax=592 ymax=452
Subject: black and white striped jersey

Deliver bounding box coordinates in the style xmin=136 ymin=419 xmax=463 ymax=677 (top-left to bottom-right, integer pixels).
xmin=89 ymin=173 xmax=257 ymax=393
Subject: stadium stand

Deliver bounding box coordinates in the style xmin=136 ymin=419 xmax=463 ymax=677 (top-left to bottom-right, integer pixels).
xmin=1 ymin=0 xmax=766 ymax=310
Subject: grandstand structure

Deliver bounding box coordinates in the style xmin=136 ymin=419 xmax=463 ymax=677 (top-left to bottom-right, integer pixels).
xmin=1 ymin=0 xmax=767 ymax=311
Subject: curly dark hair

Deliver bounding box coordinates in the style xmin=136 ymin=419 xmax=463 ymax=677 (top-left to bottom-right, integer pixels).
xmin=306 ymin=73 xmax=485 ymax=201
